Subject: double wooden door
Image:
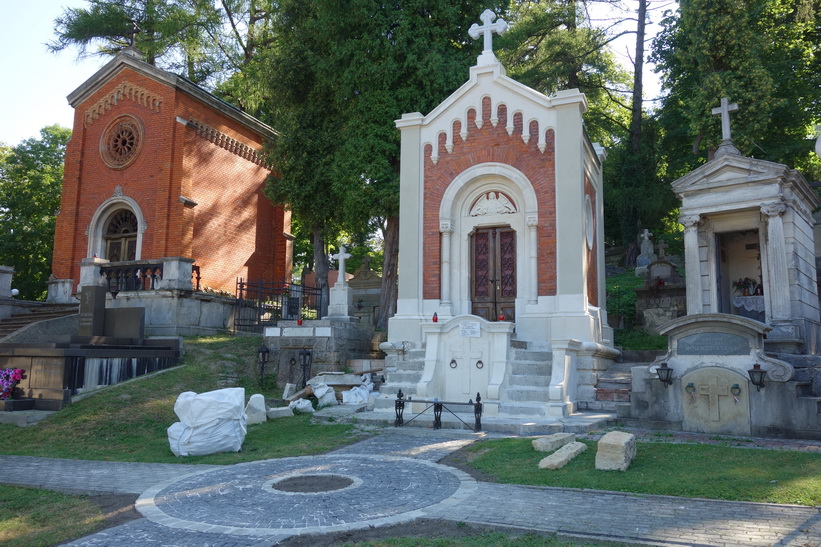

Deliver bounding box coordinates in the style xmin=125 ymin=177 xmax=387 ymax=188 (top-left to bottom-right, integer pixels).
xmin=471 ymin=226 xmax=516 ymax=321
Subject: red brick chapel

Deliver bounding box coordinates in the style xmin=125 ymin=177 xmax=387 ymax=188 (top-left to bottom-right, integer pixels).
xmin=51 ymin=51 xmax=291 ymax=295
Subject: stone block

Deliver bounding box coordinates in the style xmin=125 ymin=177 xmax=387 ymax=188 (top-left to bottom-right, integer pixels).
xmin=266 ymin=406 xmax=294 ymax=419
xmin=538 ymin=441 xmax=587 ymax=470
xmin=315 ymin=327 xmax=332 ymax=337
xmin=245 ymin=393 xmax=267 ymax=425
xmin=264 ymin=327 xmax=282 ymax=337
xmin=282 ymin=383 xmax=297 ymax=399
xmin=532 ymin=432 xmax=575 ymax=453
xmin=595 ymin=431 xmax=636 ymax=471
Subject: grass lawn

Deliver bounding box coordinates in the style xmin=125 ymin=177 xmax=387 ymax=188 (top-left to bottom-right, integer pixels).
xmin=462 ymin=437 xmax=821 ymax=506
xmin=0 ymin=486 xmax=108 ymax=547
xmin=1 ymin=335 xmax=371 ymax=464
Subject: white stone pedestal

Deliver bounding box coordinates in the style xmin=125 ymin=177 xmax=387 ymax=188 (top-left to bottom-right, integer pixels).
xmin=46 ymin=278 xmax=78 ymax=303
xmin=326 ymin=283 xmax=353 ymax=318
xmin=0 ymin=266 xmax=13 ymax=298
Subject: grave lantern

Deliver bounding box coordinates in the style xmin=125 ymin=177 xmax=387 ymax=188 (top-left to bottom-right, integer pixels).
xmin=257 ymin=343 xmax=270 ymax=387
xmin=748 ymin=364 xmax=766 ymax=391
xmin=656 ymin=362 xmax=673 ymax=387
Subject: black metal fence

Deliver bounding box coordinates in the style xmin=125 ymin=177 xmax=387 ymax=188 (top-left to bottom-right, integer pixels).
xmin=234 ymin=279 xmax=323 ymax=332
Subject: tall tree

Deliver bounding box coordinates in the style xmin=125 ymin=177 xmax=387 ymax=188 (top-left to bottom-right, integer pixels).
xmin=263 ymin=0 xmax=493 ymax=329
xmin=498 ymin=0 xmax=633 ymax=146
xmin=0 ymin=126 xmax=72 ymax=301
xmin=653 ymin=0 xmax=821 ymax=180
xmin=50 ymin=0 xmax=275 ymax=90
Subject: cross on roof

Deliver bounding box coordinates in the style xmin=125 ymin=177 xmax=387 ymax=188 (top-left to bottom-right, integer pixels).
xmin=468 ymin=9 xmax=508 ymax=55
xmin=711 ymin=98 xmax=739 ymax=142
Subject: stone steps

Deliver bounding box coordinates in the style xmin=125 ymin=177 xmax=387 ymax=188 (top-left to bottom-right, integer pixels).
xmin=506 ymin=373 xmax=551 ymax=387
xmin=0 ymin=305 xmax=79 ymax=338
xmin=503 ymin=386 xmax=551 ymax=402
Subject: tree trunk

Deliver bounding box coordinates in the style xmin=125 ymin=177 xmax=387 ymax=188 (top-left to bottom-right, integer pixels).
xmin=375 ymin=215 xmax=399 ymax=332
xmin=630 ymin=0 xmax=647 ymax=153
xmin=312 ymin=224 xmax=329 ymax=318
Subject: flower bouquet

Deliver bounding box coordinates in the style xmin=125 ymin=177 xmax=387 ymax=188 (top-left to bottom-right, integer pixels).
xmin=732 ymin=277 xmax=759 ymax=296
xmin=0 ymin=368 xmax=24 ymax=400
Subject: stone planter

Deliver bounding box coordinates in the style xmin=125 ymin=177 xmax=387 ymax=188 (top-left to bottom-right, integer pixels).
xmin=2 ymin=398 xmax=35 ymax=411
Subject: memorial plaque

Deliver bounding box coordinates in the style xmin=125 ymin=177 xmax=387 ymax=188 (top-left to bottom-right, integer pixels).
xmin=78 ymin=286 xmax=106 ymax=337
xmin=460 ymin=321 xmax=481 ymax=338
xmin=677 ymin=332 xmax=749 ymax=355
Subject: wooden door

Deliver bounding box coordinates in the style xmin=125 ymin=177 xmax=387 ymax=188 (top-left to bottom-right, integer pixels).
xmin=471 ymin=227 xmax=516 ymax=321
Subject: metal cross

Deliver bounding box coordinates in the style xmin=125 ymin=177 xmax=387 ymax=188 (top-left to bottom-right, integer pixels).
xmin=468 ymin=9 xmax=508 ymax=53
xmin=711 ymin=97 xmax=739 ymax=141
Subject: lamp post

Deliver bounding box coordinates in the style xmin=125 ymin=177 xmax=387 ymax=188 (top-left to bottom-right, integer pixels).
xmin=257 ymin=343 xmax=270 ymax=388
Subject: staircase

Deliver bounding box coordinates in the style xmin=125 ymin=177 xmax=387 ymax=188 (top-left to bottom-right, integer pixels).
xmin=593 ymin=350 xmax=665 ymax=411
xmin=0 ymin=304 xmax=79 ymax=340
xmin=497 ymin=341 xmax=554 ymax=416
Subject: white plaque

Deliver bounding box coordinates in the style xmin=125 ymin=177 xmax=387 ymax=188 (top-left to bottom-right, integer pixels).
xmin=460 ymin=321 xmax=481 ymax=337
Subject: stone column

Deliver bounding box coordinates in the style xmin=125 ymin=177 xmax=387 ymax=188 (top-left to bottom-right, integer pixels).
xmin=440 ymin=220 xmax=453 ymax=307
xmin=47 ymin=278 xmax=77 ymax=303
xmin=78 ymin=258 xmax=110 ymax=289
xmin=761 ymin=201 xmax=791 ymax=320
xmin=527 ymin=214 xmax=538 ymax=304
xmin=680 ymin=214 xmax=702 ymax=315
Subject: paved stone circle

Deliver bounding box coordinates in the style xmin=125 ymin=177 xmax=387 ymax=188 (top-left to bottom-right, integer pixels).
xmin=136 ymin=453 xmax=474 ymax=537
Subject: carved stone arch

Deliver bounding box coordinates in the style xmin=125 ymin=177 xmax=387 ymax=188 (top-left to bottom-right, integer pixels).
xmin=87 ymin=193 xmax=146 ymax=261
xmin=438 ymin=163 xmax=539 ymax=315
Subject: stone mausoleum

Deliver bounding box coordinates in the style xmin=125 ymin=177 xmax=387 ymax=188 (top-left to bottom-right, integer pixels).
xmin=378 ymin=11 xmax=617 ymax=419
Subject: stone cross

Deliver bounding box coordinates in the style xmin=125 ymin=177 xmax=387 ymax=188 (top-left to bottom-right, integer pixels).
xmin=331 ymin=246 xmax=352 ymax=287
xmin=361 ymin=255 xmax=372 ymax=271
xmin=641 ymin=228 xmax=652 ymax=243
xmin=469 ymin=9 xmax=508 ymax=54
xmin=655 ymin=239 xmax=669 ymax=259
xmin=711 ymin=97 xmax=739 ymax=141
xmin=698 ymin=375 xmax=730 ymax=422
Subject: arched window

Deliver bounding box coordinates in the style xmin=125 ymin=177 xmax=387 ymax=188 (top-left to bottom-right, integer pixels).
xmin=104 ymin=209 xmax=138 ymax=262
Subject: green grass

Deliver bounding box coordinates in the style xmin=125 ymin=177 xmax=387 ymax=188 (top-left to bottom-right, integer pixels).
xmin=0 ymin=335 xmax=369 ymax=464
xmin=463 ymin=438 xmax=821 ymax=506
xmin=0 ymin=486 xmax=107 ymax=547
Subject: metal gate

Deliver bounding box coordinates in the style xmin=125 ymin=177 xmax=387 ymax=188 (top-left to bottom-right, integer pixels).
xmin=234 ymin=279 xmax=323 ymax=333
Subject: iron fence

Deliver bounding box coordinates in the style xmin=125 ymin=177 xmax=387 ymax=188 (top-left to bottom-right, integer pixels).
xmin=234 ymin=279 xmax=323 ymax=333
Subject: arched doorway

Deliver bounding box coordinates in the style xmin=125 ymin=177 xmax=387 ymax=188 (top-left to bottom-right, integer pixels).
xmin=103 ymin=209 xmax=138 ymax=262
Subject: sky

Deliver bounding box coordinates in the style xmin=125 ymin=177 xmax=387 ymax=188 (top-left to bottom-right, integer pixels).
xmin=0 ymin=0 xmax=664 ymax=147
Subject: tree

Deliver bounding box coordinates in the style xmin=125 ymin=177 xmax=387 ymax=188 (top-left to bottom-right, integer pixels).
xmin=263 ymin=0 xmax=493 ymax=329
xmin=498 ymin=0 xmax=633 ymax=146
xmin=0 ymin=126 xmax=72 ymax=301
xmin=50 ymin=0 xmax=276 ymax=90
xmin=653 ymin=0 xmax=821 ymax=180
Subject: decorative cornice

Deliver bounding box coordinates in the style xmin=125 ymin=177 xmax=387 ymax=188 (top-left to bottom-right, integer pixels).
xmin=84 ymin=81 xmax=162 ymax=127
xmin=183 ymin=118 xmax=270 ymax=168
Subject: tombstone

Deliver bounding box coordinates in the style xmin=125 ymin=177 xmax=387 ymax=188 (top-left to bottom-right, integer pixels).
xmin=325 ymin=246 xmax=353 ymax=319
xmin=673 ymin=98 xmax=820 ymax=353
xmin=634 ymin=258 xmax=686 ymax=333
xmin=635 ymin=229 xmax=657 ymax=276
xmin=348 ymin=256 xmax=382 ymax=326
xmin=78 ymin=285 xmax=107 ymax=337
xmin=618 ymin=314 xmax=806 ymax=436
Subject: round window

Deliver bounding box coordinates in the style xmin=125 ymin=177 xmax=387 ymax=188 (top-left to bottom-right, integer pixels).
xmin=100 ymin=115 xmax=144 ymax=169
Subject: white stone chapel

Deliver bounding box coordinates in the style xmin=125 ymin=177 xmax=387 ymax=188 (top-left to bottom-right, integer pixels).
xmin=378 ymin=10 xmax=617 ymax=419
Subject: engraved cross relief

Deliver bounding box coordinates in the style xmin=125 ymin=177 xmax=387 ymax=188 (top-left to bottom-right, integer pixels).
xmin=698 ymin=375 xmax=730 ymax=422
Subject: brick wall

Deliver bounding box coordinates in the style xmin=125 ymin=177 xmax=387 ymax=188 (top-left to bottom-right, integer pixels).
xmin=53 ymin=65 xmax=290 ymax=295
xmin=421 ymin=97 xmax=556 ymax=300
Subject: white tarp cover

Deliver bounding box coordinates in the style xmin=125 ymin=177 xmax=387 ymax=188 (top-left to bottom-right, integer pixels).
xmin=167 ymin=387 xmax=247 ymax=457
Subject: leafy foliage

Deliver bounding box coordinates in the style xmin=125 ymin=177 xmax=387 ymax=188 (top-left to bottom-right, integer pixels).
xmin=653 ymin=0 xmax=821 ymax=180
xmin=0 ymin=126 xmax=71 ymax=301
